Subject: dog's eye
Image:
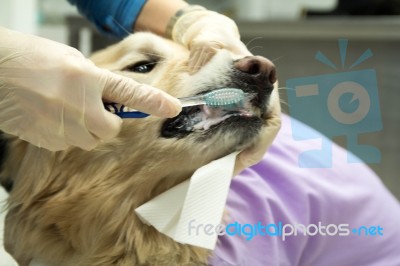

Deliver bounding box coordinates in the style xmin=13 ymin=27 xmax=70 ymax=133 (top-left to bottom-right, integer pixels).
xmin=123 ymin=61 xmax=157 ymax=73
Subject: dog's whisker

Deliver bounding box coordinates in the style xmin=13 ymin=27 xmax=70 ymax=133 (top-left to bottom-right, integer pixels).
xmin=278 ymin=86 xmax=295 ymax=91
xmin=276 ymin=87 xmax=291 ymax=108
xmin=245 ymin=37 xmax=263 ymax=50
xmin=279 ymin=98 xmax=290 ymax=108
xmin=271 ymin=56 xmax=284 ymax=63
xmin=248 ymin=46 xmax=264 ymax=54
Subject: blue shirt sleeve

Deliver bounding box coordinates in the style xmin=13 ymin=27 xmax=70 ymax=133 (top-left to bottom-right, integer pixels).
xmin=67 ymin=0 xmax=147 ymax=38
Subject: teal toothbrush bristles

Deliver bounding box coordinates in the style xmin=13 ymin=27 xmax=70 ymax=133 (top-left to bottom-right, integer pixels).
xmin=204 ymin=88 xmax=245 ymax=107
xmin=180 ymin=88 xmax=246 ymax=108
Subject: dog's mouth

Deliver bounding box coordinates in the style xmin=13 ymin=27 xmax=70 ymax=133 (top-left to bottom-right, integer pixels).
xmin=187 ymin=105 xmax=257 ymax=130
xmin=161 ymin=91 xmax=265 ymax=139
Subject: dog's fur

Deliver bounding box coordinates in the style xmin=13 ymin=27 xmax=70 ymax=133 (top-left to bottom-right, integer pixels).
xmin=0 ymin=32 xmax=278 ymax=265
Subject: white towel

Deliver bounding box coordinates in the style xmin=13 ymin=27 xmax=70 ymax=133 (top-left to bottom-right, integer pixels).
xmin=135 ymin=152 xmax=238 ymax=250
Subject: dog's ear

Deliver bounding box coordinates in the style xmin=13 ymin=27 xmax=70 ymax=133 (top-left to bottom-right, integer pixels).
xmin=0 ymin=132 xmax=12 ymax=192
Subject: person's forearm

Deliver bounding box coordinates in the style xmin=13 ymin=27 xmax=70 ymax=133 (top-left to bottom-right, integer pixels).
xmin=134 ymin=0 xmax=188 ymax=37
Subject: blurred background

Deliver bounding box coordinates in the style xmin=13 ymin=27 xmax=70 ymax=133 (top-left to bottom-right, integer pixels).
xmin=0 ymin=0 xmax=399 ymax=199
xmin=0 ymin=0 xmax=399 ymax=263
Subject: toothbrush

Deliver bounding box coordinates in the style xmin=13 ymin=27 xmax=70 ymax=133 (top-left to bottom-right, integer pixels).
xmin=105 ymin=88 xmax=246 ymax=118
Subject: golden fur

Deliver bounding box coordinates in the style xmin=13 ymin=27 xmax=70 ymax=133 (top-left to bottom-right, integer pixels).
xmin=1 ymin=32 xmax=278 ymax=265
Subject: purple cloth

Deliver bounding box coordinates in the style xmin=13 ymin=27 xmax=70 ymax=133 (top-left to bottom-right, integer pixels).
xmin=210 ymin=114 xmax=400 ymax=266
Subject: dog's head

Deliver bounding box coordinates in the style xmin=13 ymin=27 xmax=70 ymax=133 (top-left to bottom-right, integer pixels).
xmin=1 ymin=32 xmax=280 ymax=265
xmin=1 ymin=32 xmax=280 ymax=202
xmin=90 ymin=33 xmax=279 ymax=179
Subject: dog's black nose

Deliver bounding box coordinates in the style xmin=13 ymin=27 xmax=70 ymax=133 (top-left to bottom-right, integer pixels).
xmin=234 ymin=56 xmax=277 ymax=86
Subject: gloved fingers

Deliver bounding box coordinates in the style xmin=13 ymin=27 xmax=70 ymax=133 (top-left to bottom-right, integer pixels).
xmin=101 ymin=70 xmax=182 ymax=118
xmin=4 ymin=93 xmax=109 ymax=151
xmin=171 ymin=9 xmax=251 ymax=74
xmin=63 ymin=106 xmax=99 ymax=151
xmin=85 ymin=104 xmax=123 ymax=141
xmin=20 ymin=133 xmax=68 ymax=151
xmin=0 ymin=119 xmax=67 ymax=151
xmin=0 ymin=28 xmax=125 ymax=151
xmin=188 ymin=40 xmax=222 ymax=74
xmin=0 ymin=90 xmax=68 ymax=151
xmin=60 ymin=85 xmax=118 ymax=148
xmin=233 ymin=90 xmax=282 ymax=176
xmin=188 ymin=37 xmax=253 ymax=74
xmin=13 ymin=120 xmax=69 ymax=152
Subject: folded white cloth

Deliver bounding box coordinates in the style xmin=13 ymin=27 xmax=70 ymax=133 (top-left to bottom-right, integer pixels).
xmin=135 ymin=152 xmax=238 ymax=250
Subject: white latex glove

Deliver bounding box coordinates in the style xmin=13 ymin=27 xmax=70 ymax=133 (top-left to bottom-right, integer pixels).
xmin=234 ymin=90 xmax=281 ymax=175
xmin=171 ymin=9 xmax=251 ymax=73
xmin=0 ymin=27 xmax=181 ymax=151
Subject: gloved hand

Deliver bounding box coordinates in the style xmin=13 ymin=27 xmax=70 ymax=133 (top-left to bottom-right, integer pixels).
xmin=0 ymin=27 xmax=181 ymax=151
xmin=234 ymin=89 xmax=281 ymax=175
xmin=170 ymin=8 xmax=251 ymax=73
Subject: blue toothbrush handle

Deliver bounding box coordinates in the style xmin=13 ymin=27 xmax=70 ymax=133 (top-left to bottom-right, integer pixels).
xmin=116 ymin=111 xmax=150 ymax=118
xmin=104 ymin=103 xmax=150 ymax=119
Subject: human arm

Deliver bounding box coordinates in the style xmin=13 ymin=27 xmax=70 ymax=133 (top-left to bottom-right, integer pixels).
xmin=0 ymin=27 xmax=181 ymax=151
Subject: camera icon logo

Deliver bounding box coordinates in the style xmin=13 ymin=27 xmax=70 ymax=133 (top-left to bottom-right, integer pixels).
xmin=327 ymin=81 xmax=370 ymax=125
xmin=286 ymin=39 xmax=382 ymax=168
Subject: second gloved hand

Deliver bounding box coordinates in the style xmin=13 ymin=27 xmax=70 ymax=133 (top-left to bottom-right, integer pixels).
xmin=234 ymin=89 xmax=281 ymax=175
xmin=0 ymin=27 xmax=181 ymax=151
xmin=171 ymin=8 xmax=251 ymax=73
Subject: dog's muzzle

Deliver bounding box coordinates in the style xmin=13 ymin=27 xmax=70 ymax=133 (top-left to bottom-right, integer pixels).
xmin=161 ymin=56 xmax=276 ymax=139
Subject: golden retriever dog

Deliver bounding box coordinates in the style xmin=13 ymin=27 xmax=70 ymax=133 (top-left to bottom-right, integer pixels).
xmin=0 ymin=32 xmax=278 ymax=265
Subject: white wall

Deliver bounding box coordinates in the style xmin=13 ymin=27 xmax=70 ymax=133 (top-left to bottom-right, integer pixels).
xmin=233 ymin=0 xmax=337 ymax=21
xmin=0 ymin=0 xmax=38 ymax=34
xmin=187 ymin=0 xmax=337 ymax=21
